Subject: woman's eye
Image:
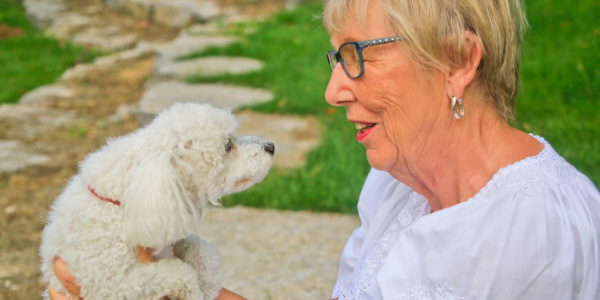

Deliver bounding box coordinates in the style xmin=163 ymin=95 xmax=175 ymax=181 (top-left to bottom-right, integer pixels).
xmin=225 ymin=139 xmax=234 ymax=152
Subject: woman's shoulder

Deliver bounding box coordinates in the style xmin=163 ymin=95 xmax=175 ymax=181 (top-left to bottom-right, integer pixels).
xmin=357 ymin=168 xmax=426 ymax=224
xmin=374 ymin=150 xmax=600 ymax=298
xmin=474 ymin=134 xmax=597 ymax=199
xmin=406 ymin=135 xmax=600 ymax=262
xmin=429 ymin=135 xmax=600 ymax=233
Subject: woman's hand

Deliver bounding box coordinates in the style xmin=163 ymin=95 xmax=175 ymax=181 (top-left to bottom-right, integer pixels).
xmin=217 ymin=288 xmax=247 ymax=300
xmin=49 ymin=248 xmax=246 ymax=300
xmin=49 ymin=257 xmax=81 ymax=300
xmin=49 ymin=247 xmax=153 ymax=300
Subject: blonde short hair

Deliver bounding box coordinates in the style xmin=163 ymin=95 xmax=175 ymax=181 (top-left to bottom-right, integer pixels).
xmin=323 ymin=0 xmax=528 ymax=120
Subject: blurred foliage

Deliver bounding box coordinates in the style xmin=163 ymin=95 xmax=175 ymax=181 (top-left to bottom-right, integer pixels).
xmin=185 ymin=2 xmax=371 ymax=213
xmin=514 ymin=0 xmax=600 ymax=187
xmin=187 ymin=0 xmax=599 ymax=213
xmin=0 ymin=0 xmax=99 ymax=104
xmin=0 ymin=0 xmax=597 ymax=213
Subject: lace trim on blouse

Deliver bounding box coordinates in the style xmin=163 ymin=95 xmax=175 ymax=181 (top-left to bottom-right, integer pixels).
xmin=396 ymin=281 xmax=465 ymax=300
xmin=335 ymin=135 xmax=581 ymax=300
xmin=337 ymin=193 xmax=430 ymax=300
xmin=473 ymin=135 xmax=580 ymax=200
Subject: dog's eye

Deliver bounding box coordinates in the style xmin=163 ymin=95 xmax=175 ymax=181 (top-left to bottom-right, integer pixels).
xmin=225 ymin=139 xmax=234 ymax=152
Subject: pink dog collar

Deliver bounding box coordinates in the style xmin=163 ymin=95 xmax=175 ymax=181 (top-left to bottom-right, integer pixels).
xmin=88 ymin=186 xmax=121 ymax=206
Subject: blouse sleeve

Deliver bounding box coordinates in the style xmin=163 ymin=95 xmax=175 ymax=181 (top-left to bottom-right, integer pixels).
xmin=332 ymin=168 xmax=382 ymax=299
xmin=332 ymin=168 xmax=426 ymax=299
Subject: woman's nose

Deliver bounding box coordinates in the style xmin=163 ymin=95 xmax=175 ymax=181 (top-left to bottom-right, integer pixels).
xmin=325 ymin=64 xmax=355 ymax=107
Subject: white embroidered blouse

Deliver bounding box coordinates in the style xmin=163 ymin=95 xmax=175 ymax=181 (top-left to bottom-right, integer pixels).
xmin=332 ymin=135 xmax=600 ymax=300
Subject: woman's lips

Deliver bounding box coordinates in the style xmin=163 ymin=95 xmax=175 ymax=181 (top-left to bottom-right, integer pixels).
xmin=355 ymin=122 xmax=376 ymax=141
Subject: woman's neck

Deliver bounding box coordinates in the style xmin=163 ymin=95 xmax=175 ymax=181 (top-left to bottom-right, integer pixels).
xmin=389 ymin=104 xmax=543 ymax=212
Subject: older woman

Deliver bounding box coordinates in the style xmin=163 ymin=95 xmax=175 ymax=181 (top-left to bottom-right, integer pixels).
xmin=323 ymin=0 xmax=600 ymax=299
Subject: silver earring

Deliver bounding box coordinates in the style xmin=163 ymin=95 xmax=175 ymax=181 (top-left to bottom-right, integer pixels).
xmin=451 ymin=95 xmax=464 ymax=119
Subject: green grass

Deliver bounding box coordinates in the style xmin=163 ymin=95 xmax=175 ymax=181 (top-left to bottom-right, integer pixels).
xmin=185 ymin=3 xmax=372 ymax=213
xmin=514 ymin=0 xmax=600 ymax=187
xmin=0 ymin=0 xmax=99 ymax=104
xmin=1 ymin=0 xmax=597 ymax=213
xmin=185 ymin=0 xmax=599 ymax=213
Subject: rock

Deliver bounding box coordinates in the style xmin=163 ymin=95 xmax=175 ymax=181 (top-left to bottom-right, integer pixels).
xmin=197 ymin=206 xmax=359 ymax=300
xmin=0 ymin=105 xmax=78 ymax=140
xmin=141 ymin=34 xmax=237 ymax=60
xmin=236 ymin=111 xmax=320 ymax=168
xmin=109 ymin=103 xmax=138 ymax=123
xmin=285 ymin=0 xmax=303 ymax=10
xmin=115 ymin=0 xmax=221 ymax=28
xmin=184 ymin=23 xmax=228 ymax=36
xmin=60 ymin=47 xmax=154 ymax=82
xmin=102 ymin=0 xmax=122 ymax=9
xmin=92 ymin=45 xmax=156 ymax=66
xmin=156 ymin=56 xmax=263 ymax=79
xmin=137 ymin=81 xmax=273 ymax=124
xmin=153 ymin=0 xmax=220 ymax=27
xmin=61 ymin=63 xmax=105 ymax=82
xmin=45 ymin=13 xmax=94 ymax=40
xmin=71 ymin=31 xmax=137 ymax=51
xmin=0 ymin=140 xmax=50 ymax=173
xmin=0 ymin=104 xmax=75 ymax=125
xmin=22 ymin=0 xmax=66 ymax=28
xmin=19 ymin=85 xmax=73 ymax=105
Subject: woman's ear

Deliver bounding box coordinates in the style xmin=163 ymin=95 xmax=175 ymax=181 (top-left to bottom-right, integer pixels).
xmin=446 ymin=31 xmax=483 ymax=99
xmin=121 ymin=151 xmax=200 ymax=249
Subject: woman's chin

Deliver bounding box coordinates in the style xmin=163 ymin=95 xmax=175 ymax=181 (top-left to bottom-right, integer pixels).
xmin=365 ymin=149 xmax=395 ymax=172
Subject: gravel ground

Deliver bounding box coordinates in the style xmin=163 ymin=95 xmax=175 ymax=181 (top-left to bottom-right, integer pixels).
xmin=197 ymin=206 xmax=360 ymax=300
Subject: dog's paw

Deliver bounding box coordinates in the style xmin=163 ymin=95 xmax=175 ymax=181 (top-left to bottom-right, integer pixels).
xmin=174 ymin=235 xmax=222 ymax=300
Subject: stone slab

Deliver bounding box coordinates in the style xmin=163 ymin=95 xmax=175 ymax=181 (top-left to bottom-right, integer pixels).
xmin=197 ymin=206 xmax=359 ymax=300
xmin=141 ymin=34 xmax=238 ymax=60
xmin=45 ymin=13 xmax=94 ymax=40
xmin=184 ymin=23 xmax=228 ymax=36
xmin=22 ymin=0 xmax=66 ymax=28
xmin=118 ymin=0 xmax=153 ymax=19
xmin=0 ymin=140 xmax=50 ymax=174
xmin=236 ymin=111 xmax=320 ymax=169
xmin=0 ymin=105 xmax=78 ymax=141
xmin=0 ymin=104 xmax=76 ymax=125
xmin=153 ymin=0 xmax=220 ymax=27
xmin=72 ymin=31 xmax=137 ymax=52
xmin=138 ymin=81 xmax=273 ymax=124
xmin=19 ymin=84 xmax=73 ymax=105
xmin=59 ymin=47 xmax=154 ymax=82
xmin=156 ymin=56 xmax=263 ymax=79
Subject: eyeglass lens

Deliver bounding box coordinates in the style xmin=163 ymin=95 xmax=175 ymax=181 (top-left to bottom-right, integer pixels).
xmin=327 ymin=51 xmax=338 ymax=72
xmin=339 ymin=44 xmax=361 ymax=78
xmin=327 ymin=43 xmax=362 ymax=78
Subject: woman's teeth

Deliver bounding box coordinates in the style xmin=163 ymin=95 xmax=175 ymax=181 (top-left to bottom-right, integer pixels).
xmin=355 ymin=123 xmax=375 ymax=131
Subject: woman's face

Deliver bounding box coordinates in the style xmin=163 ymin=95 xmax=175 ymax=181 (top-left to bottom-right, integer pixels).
xmin=325 ymin=3 xmax=447 ymax=174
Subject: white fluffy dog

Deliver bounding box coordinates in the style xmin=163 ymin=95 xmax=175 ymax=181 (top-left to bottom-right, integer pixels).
xmin=40 ymin=103 xmax=274 ymax=299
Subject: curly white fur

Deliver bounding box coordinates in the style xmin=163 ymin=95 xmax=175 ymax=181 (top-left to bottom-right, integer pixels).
xmin=40 ymin=103 xmax=274 ymax=300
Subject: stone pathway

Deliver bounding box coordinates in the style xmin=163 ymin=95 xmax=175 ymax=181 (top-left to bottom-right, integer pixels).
xmin=0 ymin=0 xmax=358 ymax=299
xmin=199 ymin=206 xmax=359 ymax=299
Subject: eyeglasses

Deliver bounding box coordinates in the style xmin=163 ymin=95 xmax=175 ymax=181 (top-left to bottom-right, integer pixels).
xmin=327 ymin=36 xmax=401 ymax=79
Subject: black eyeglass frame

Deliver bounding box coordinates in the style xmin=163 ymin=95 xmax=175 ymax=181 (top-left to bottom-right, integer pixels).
xmin=327 ymin=36 xmax=402 ymax=79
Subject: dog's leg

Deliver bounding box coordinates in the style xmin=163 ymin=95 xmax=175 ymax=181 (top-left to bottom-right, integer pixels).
xmin=174 ymin=235 xmax=222 ymax=300
xmin=115 ymin=258 xmax=204 ymax=300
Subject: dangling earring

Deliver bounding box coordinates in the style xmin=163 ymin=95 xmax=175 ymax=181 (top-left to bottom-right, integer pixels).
xmin=451 ymin=95 xmax=464 ymax=119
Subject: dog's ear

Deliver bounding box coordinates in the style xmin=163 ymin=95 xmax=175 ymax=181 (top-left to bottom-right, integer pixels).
xmin=121 ymin=151 xmax=201 ymax=249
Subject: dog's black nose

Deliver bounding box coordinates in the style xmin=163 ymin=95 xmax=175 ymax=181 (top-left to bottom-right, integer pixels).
xmin=264 ymin=142 xmax=275 ymax=156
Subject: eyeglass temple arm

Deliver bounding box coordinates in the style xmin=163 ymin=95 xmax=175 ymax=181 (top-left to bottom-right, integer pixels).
xmin=357 ymin=36 xmax=402 ymax=48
